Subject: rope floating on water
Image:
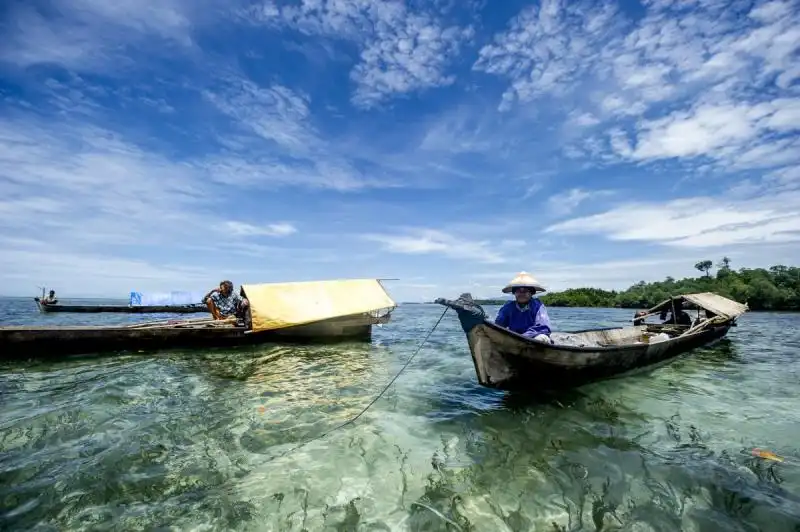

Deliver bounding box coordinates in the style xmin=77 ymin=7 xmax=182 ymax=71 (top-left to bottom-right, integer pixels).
xmin=265 ymin=307 xmax=450 ymax=462
xmin=411 ymin=501 xmax=464 ymax=531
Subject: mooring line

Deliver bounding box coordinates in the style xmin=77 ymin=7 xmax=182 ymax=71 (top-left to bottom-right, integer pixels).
xmin=266 ymin=307 xmax=449 ymax=462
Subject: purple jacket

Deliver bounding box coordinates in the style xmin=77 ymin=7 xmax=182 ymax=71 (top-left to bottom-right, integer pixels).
xmin=495 ymin=298 xmax=552 ymax=338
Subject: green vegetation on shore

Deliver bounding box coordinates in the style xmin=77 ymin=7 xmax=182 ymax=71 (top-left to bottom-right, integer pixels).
xmin=470 ymin=259 xmax=800 ymax=311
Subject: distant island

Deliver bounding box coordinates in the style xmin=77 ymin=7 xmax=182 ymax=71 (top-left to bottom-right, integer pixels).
xmin=430 ymin=259 xmax=800 ymax=312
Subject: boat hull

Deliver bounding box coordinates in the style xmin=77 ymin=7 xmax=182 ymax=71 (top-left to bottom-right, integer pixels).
xmin=0 ymin=312 xmax=392 ymax=360
xmin=465 ymin=321 xmax=731 ymax=391
xmin=34 ymin=298 xmax=208 ymax=314
xmin=437 ymin=296 xmax=733 ymax=392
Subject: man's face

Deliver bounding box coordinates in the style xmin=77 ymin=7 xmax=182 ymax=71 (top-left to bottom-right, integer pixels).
xmin=220 ymin=283 xmax=231 ymax=296
xmin=513 ymin=287 xmax=532 ymax=304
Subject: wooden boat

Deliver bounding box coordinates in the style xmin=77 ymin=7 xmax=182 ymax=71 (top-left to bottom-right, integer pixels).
xmin=435 ymin=292 xmax=748 ymax=392
xmin=4 ymin=279 xmax=396 ymax=359
xmin=34 ymin=298 xmax=208 ymax=314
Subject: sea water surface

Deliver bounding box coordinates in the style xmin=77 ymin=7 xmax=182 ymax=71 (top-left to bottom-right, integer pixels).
xmin=1 ymin=297 xmax=799 ymax=531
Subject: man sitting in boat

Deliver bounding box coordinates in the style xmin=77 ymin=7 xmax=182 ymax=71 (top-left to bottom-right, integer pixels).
xmin=659 ymin=299 xmax=692 ymax=326
xmin=204 ymin=280 xmax=249 ymax=321
xmin=42 ymin=290 xmax=58 ymax=305
xmin=494 ymin=272 xmax=553 ymax=343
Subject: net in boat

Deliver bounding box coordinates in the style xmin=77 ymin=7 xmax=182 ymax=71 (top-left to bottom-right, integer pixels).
xmin=242 ymin=279 xmax=396 ymax=332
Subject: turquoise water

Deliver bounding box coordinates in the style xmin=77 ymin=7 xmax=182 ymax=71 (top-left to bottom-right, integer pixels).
xmin=1 ymin=297 xmax=799 ymax=530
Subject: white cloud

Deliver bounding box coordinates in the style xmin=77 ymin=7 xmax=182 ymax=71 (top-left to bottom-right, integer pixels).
xmin=473 ymin=0 xmax=626 ymax=110
xmin=201 ymin=73 xmax=408 ymax=191
xmin=0 ymin=113 xmax=332 ymax=285
xmin=204 ymin=80 xmax=315 ymax=154
xmin=615 ymin=99 xmax=800 ymax=167
xmin=0 ymin=0 xmax=195 ymax=70
xmin=350 ymin=21 xmax=473 ymax=109
xmin=473 ymin=0 xmax=800 ymax=178
xmin=545 ymin=193 xmax=800 ymax=248
xmin=199 ymin=155 xmax=396 ymax=191
xmin=0 ymin=118 xmax=208 ymax=246
xmin=767 ymin=166 xmax=800 ymax=189
xmin=0 ymin=245 xmax=229 ymax=297
xmin=567 ymin=111 xmax=601 ymax=127
xmin=418 ymin=106 xmax=499 ymax=154
xmin=245 ymin=0 xmax=473 ymax=108
xmin=546 ymin=187 xmax=614 ymax=216
xmin=225 ymin=221 xmax=298 ymax=237
xmin=361 ymin=229 xmax=506 ymax=263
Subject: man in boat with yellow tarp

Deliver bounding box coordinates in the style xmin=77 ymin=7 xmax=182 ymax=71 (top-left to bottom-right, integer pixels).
xmin=204 ymin=280 xmax=250 ymax=322
xmin=494 ymin=272 xmax=553 ymax=343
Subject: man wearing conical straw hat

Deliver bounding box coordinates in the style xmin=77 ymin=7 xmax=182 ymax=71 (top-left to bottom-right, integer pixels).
xmin=495 ymin=271 xmax=553 ymax=343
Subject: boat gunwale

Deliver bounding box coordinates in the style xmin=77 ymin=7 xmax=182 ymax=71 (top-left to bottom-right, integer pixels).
xmin=0 ymin=309 xmax=393 ymax=334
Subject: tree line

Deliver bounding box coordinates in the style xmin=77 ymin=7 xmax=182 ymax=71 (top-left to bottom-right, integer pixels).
xmin=472 ymin=259 xmax=800 ymax=311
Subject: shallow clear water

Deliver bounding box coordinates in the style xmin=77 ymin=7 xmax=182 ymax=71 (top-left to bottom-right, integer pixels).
xmin=2 ymin=297 xmax=800 ymax=531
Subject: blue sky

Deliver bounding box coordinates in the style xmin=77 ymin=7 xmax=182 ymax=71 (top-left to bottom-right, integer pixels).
xmin=1 ymin=0 xmax=799 ymax=302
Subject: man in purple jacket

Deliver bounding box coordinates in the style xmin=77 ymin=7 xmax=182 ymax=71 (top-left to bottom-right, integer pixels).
xmin=494 ymin=272 xmax=553 ymax=343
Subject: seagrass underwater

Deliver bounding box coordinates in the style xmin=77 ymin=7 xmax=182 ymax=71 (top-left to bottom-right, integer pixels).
xmin=1 ymin=297 xmax=800 ymax=530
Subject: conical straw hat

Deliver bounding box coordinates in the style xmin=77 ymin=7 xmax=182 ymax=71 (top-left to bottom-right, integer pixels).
xmin=502 ymin=271 xmax=546 ymax=294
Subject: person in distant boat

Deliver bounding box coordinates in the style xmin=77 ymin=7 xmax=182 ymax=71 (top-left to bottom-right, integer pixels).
xmin=494 ymin=272 xmax=553 ymax=343
xmin=659 ymin=299 xmax=692 ymax=326
xmin=204 ymin=280 xmax=249 ymax=321
xmin=42 ymin=290 xmax=58 ymax=305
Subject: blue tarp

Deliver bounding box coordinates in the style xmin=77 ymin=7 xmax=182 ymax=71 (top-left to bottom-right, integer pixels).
xmin=129 ymin=291 xmax=206 ymax=306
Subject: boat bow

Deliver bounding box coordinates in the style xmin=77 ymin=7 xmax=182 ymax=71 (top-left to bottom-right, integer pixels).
xmin=434 ymin=293 xmax=488 ymax=334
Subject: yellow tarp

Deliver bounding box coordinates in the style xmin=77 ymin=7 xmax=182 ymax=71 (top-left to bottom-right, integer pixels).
xmin=241 ymin=279 xmax=396 ymax=332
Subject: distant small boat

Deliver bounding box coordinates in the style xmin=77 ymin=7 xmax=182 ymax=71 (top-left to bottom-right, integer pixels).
xmin=7 ymin=279 xmax=396 ymax=359
xmin=435 ymin=292 xmax=748 ymax=392
xmin=34 ymin=298 xmax=208 ymax=314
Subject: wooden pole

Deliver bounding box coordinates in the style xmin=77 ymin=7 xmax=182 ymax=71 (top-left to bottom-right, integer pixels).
xmin=670 ymin=297 xmax=677 ymax=325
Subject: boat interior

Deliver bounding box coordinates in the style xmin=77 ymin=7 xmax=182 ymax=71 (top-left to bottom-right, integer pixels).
xmin=548 ymin=323 xmax=690 ymax=348
xmin=543 ymin=295 xmax=736 ymax=348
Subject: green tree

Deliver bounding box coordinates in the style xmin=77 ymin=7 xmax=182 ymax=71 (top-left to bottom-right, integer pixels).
xmin=530 ymin=261 xmax=800 ymax=311
xmin=695 ymin=260 xmax=713 ymax=278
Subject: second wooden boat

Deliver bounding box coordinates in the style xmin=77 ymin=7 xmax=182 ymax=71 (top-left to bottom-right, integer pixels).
xmin=1 ymin=311 xmax=392 ymax=360
xmin=6 ymin=279 xmax=397 ymax=359
xmin=435 ymin=292 xmax=748 ymax=392
xmin=34 ymin=298 xmax=208 ymax=314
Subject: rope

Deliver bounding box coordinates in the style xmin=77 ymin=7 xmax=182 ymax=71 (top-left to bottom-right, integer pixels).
xmin=266 ymin=307 xmax=449 ymax=461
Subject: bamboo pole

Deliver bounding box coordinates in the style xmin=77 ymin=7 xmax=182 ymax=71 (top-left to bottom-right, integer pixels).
xmin=128 ymin=319 xmax=237 ymax=330
xmin=632 ymin=309 xmax=663 ymax=322
xmin=680 ymin=316 xmax=725 ymax=337
xmin=125 ymin=316 xmax=235 ymax=329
